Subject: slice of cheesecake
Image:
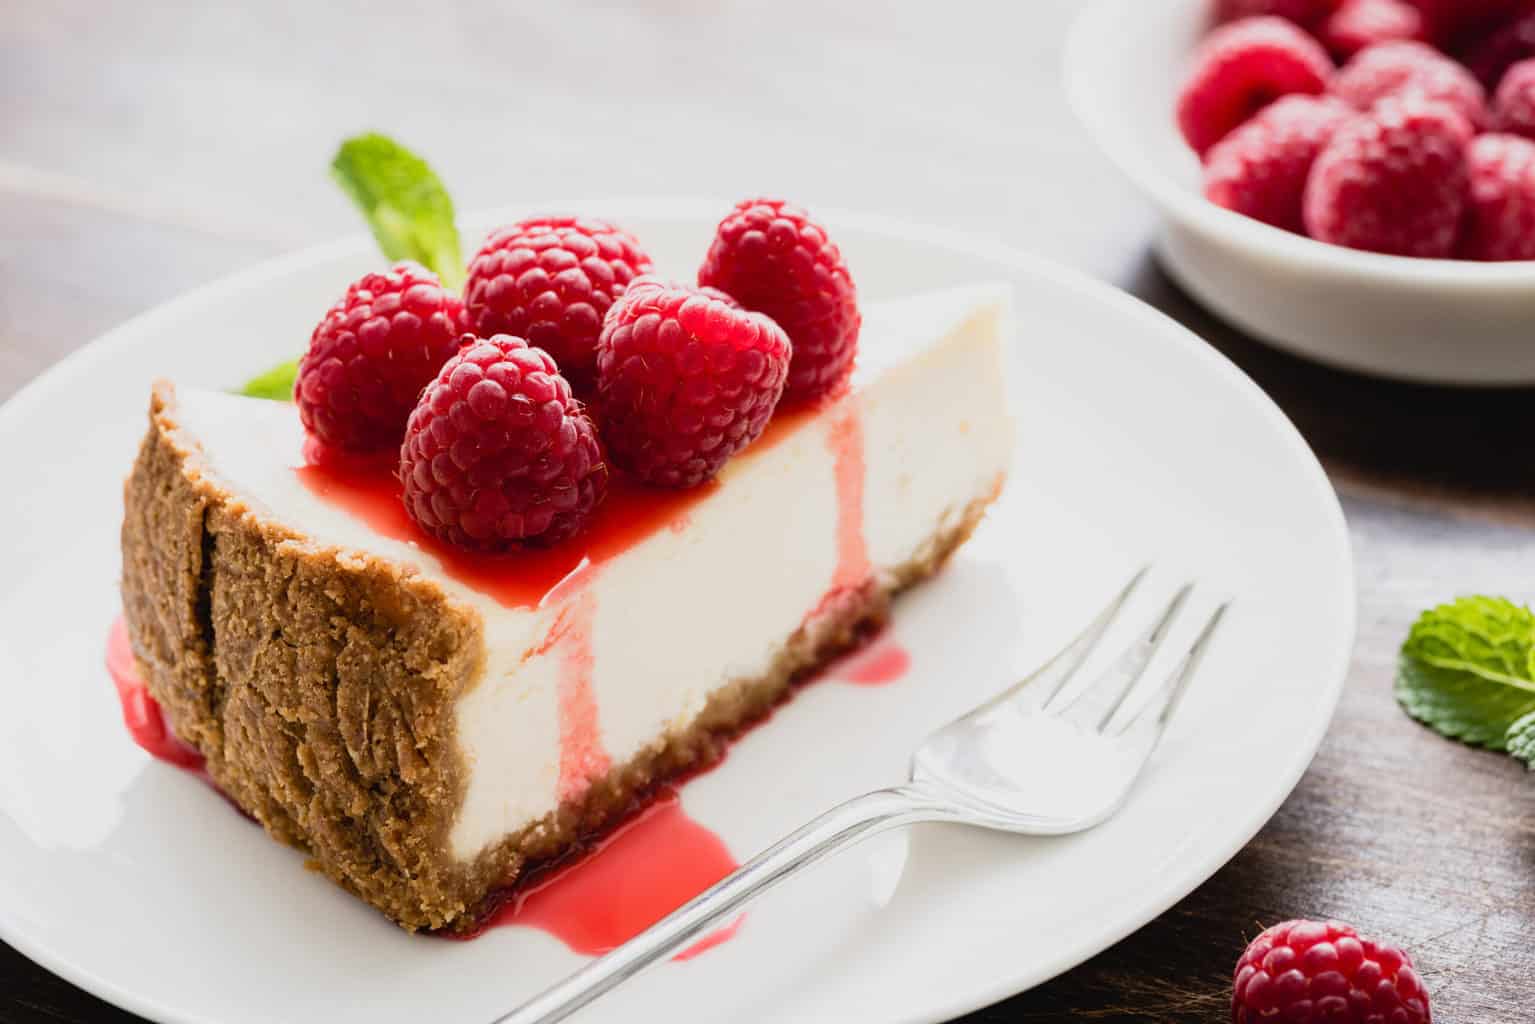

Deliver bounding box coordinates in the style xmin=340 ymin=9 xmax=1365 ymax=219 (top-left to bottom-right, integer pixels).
xmin=119 ymin=284 xmax=1015 ymax=932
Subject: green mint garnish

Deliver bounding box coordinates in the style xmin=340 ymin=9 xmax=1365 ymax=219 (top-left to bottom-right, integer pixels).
xmin=1396 ymin=595 xmax=1535 ymax=767
xmin=237 ymin=359 xmax=299 ymax=401
xmin=331 ymin=133 xmax=464 ymax=291
xmin=233 ymin=135 xmax=464 ymax=400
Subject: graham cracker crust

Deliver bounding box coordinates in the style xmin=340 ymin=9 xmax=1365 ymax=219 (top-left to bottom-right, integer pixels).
xmin=121 ymin=382 xmax=1002 ymax=933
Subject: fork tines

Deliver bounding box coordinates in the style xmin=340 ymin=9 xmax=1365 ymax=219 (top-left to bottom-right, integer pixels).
xmin=1033 ymin=568 xmax=1229 ymax=735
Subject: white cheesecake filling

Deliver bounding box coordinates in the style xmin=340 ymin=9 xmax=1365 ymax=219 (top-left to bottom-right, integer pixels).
xmin=173 ymin=284 xmax=1015 ymax=862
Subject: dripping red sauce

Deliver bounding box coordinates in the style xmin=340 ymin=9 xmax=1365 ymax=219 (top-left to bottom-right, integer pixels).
xmin=828 ymin=635 xmax=912 ymax=686
xmin=827 ymin=406 xmax=872 ymax=593
xmin=454 ymin=788 xmax=743 ymax=959
xmin=551 ymin=587 xmax=610 ymax=803
xmin=799 ymin=402 xmax=873 ymax=631
xmin=107 ymin=616 xmax=204 ymax=771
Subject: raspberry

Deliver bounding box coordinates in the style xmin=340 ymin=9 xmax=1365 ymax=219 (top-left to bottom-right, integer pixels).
xmin=1493 ymin=57 xmax=1535 ymax=136
xmin=1232 ymin=919 xmax=1430 ymax=1024
xmin=1304 ymin=95 xmax=1473 ymax=256
xmin=595 ymin=278 xmax=791 ymax=488
xmin=1177 ymin=17 xmax=1335 ymax=157
xmin=1332 ymin=40 xmax=1489 ymax=126
xmin=1459 ymin=133 xmax=1535 ymax=259
xmin=1204 ymin=95 xmax=1356 ymax=231
xmin=1322 ymin=0 xmax=1427 ymax=60
xmin=400 ymin=335 xmax=607 ymax=551
xmin=463 ymin=217 xmax=653 ymax=390
xmin=1215 ymin=0 xmax=1342 ymax=28
xmin=697 ymin=198 xmax=859 ymax=403
xmin=295 ymin=262 xmax=465 ymax=455
xmin=1459 ymin=10 xmax=1535 ymax=89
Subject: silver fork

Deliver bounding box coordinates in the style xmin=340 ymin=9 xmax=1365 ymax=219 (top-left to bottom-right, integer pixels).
xmin=492 ymin=569 xmax=1230 ymax=1024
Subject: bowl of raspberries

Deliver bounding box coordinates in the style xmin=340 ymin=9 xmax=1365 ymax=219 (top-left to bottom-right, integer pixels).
xmin=1068 ymin=0 xmax=1535 ymax=385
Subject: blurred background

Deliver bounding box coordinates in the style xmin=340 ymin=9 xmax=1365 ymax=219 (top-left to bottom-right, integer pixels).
xmin=3 ymin=2 xmax=1531 ymax=1021
xmin=3 ymin=2 xmax=1143 ymax=396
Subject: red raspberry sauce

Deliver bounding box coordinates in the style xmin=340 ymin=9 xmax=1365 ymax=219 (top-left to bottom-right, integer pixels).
xmin=293 ymin=405 xmax=827 ymax=611
xmin=293 ymin=461 xmax=712 ymax=610
xmin=106 ymin=616 xmax=205 ymax=770
xmin=460 ymin=789 xmax=744 ymax=959
xmin=551 ymin=588 xmax=610 ymax=802
xmin=827 ymin=407 xmax=871 ymax=592
xmin=830 ymin=638 xmax=912 ymax=686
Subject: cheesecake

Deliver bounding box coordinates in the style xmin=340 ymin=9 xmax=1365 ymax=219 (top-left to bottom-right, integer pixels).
xmin=119 ymin=284 xmax=1015 ymax=932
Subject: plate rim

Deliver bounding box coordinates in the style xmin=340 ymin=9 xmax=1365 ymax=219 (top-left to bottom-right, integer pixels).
xmin=0 ymin=198 xmax=1356 ymax=1024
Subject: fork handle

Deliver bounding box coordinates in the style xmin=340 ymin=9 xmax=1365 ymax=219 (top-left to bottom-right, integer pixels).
xmin=489 ymin=784 xmax=953 ymax=1024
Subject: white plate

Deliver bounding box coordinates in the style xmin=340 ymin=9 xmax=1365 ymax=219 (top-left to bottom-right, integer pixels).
xmin=0 ymin=200 xmax=1353 ymax=1024
xmin=1067 ymin=0 xmax=1535 ymax=387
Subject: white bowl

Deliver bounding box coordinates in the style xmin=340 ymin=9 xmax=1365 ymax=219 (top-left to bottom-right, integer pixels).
xmin=1066 ymin=0 xmax=1535 ymax=386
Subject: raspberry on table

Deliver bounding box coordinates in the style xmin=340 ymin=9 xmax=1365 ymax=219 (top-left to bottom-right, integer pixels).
xmin=1493 ymin=57 xmax=1535 ymax=137
xmin=1176 ymin=17 xmax=1336 ymax=158
xmin=463 ymin=216 xmax=653 ymax=392
xmin=697 ymin=198 xmax=859 ymax=404
xmin=1459 ymin=133 xmax=1535 ymax=260
xmin=400 ymin=335 xmax=607 ymax=551
xmin=1232 ymin=919 xmax=1430 ymax=1024
xmin=1303 ymin=94 xmax=1473 ymax=257
xmin=1322 ymin=0 xmax=1427 ymax=60
xmin=1331 ymin=40 xmax=1489 ymax=127
xmin=595 ymin=277 xmax=791 ymax=489
xmin=1215 ymin=0 xmax=1343 ymax=28
xmin=295 ymin=261 xmax=466 ymax=455
xmin=1204 ymin=94 xmax=1356 ymax=231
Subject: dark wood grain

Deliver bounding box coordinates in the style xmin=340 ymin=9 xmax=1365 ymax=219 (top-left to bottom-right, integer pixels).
xmin=1127 ymin=257 xmax=1535 ymax=528
xmin=3 ymin=3 xmax=1532 ymax=1022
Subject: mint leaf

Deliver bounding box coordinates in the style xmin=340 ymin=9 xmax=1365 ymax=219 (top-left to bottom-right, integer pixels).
xmin=1508 ymin=710 xmax=1535 ymax=767
xmin=1396 ymin=596 xmax=1535 ymax=751
xmin=237 ymin=359 xmax=299 ymax=401
xmin=331 ymin=133 xmax=464 ymax=290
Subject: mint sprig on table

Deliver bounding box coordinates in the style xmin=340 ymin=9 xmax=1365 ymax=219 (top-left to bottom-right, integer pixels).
xmin=1508 ymin=710 xmax=1535 ymax=764
xmin=1396 ymin=596 xmax=1535 ymax=767
xmin=237 ymin=132 xmax=462 ymax=399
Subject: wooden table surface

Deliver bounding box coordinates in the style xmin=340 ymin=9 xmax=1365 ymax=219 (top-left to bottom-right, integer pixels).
xmin=3 ymin=3 xmax=1531 ymax=1021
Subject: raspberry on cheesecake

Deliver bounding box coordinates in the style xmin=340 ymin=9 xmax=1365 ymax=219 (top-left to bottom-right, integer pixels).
xmin=463 ymin=217 xmax=653 ymax=392
xmin=295 ymin=262 xmax=465 ymax=455
xmin=698 ymin=198 xmax=860 ymax=404
xmin=596 ymin=278 xmax=793 ymax=488
xmin=400 ymin=335 xmax=609 ymax=550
